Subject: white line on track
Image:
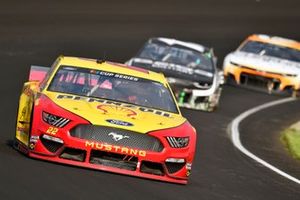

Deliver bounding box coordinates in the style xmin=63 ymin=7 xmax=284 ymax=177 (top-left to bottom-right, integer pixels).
xmin=230 ymin=97 xmax=300 ymax=185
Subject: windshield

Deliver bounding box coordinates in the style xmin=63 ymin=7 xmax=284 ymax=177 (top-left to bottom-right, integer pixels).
xmin=240 ymin=40 xmax=300 ymax=63
xmin=137 ymin=41 xmax=214 ymax=72
xmin=47 ymin=66 xmax=179 ymax=113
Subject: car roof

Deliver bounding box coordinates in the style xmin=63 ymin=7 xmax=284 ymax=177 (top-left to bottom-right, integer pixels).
xmin=247 ymin=34 xmax=300 ymax=50
xmin=153 ymin=37 xmax=207 ymax=53
xmin=57 ymin=56 xmax=168 ymax=84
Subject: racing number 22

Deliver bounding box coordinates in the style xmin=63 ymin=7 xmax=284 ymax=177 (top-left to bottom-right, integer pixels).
xmin=46 ymin=127 xmax=58 ymax=135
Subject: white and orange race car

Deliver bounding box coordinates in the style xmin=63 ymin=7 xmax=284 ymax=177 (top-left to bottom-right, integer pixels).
xmin=223 ymin=34 xmax=300 ymax=96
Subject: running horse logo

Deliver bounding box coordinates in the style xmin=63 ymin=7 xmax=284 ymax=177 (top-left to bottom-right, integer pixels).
xmin=108 ymin=132 xmax=130 ymax=141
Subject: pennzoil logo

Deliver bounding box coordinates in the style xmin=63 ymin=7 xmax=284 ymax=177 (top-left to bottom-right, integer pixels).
xmin=85 ymin=141 xmax=146 ymax=157
xmin=56 ymin=94 xmax=171 ymax=118
xmin=97 ymin=104 xmax=137 ymax=118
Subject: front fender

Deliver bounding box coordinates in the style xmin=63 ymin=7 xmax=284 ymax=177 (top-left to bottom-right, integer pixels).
xmin=15 ymin=82 xmax=39 ymax=146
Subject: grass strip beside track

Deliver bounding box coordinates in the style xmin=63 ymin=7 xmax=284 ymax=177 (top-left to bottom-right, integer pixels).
xmin=282 ymin=125 xmax=300 ymax=160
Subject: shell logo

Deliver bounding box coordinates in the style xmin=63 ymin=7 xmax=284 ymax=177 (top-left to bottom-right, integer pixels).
xmin=97 ymin=104 xmax=137 ymax=118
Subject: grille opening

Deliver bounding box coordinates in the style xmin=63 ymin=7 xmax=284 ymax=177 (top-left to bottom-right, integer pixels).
xmin=60 ymin=148 xmax=86 ymax=162
xmin=165 ymin=162 xmax=186 ymax=174
xmin=89 ymin=150 xmax=138 ymax=171
xmin=40 ymin=136 xmax=63 ymax=153
xmin=240 ymin=73 xmax=281 ymax=90
xmin=195 ymin=96 xmax=208 ymax=104
xmin=140 ymin=161 xmax=164 ymax=176
xmin=70 ymin=125 xmax=164 ymax=152
xmin=231 ymin=72 xmax=293 ymax=95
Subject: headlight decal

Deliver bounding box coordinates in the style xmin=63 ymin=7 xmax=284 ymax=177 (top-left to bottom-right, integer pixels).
xmin=42 ymin=111 xmax=70 ymax=128
xmin=166 ymin=136 xmax=189 ymax=148
xmin=230 ymin=61 xmax=239 ymax=66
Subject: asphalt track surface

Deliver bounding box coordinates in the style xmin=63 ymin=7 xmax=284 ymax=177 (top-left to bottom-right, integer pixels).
xmin=0 ymin=0 xmax=300 ymax=199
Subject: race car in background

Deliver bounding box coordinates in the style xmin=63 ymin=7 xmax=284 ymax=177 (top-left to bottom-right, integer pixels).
xmin=14 ymin=56 xmax=197 ymax=184
xmin=223 ymin=34 xmax=300 ymax=96
xmin=126 ymin=37 xmax=224 ymax=111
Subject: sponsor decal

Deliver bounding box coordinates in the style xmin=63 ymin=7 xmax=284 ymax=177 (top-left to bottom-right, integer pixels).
xmin=153 ymin=62 xmax=194 ymax=75
xmin=17 ymin=126 xmax=28 ymax=136
xmin=152 ymin=62 xmax=213 ymax=77
xmin=97 ymin=104 xmax=137 ymax=118
xmin=29 ymin=136 xmax=39 ymax=150
xmin=29 ymin=142 xmax=36 ymax=150
xmin=23 ymin=87 xmax=33 ymax=97
xmin=17 ymin=127 xmax=27 ymax=132
xmin=46 ymin=126 xmax=59 ymax=135
xmin=235 ymin=52 xmax=300 ymax=69
xmin=186 ymin=171 xmax=191 ymax=177
xmin=106 ymin=119 xmax=133 ymax=127
xmin=186 ymin=163 xmax=192 ymax=177
xmin=108 ymin=132 xmax=130 ymax=141
xmin=186 ymin=163 xmax=192 ymax=170
xmin=30 ymin=135 xmax=39 ymax=143
xmin=85 ymin=141 xmax=146 ymax=157
xmin=88 ymin=69 xmax=139 ymax=81
xmin=56 ymin=94 xmax=171 ymax=118
xmin=21 ymin=107 xmax=27 ymax=119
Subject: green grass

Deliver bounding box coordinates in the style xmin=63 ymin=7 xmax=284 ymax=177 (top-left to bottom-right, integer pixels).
xmin=282 ymin=128 xmax=300 ymax=160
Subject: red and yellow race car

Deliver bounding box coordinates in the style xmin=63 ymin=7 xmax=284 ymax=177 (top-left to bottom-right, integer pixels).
xmin=14 ymin=56 xmax=197 ymax=184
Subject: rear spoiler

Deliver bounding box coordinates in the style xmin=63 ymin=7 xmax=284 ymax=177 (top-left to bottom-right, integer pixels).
xmin=29 ymin=65 xmax=49 ymax=82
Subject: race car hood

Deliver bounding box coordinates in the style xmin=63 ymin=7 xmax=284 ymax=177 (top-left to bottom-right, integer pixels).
xmin=130 ymin=57 xmax=214 ymax=84
xmin=44 ymin=91 xmax=186 ymax=134
xmin=228 ymin=51 xmax=300 ymax=75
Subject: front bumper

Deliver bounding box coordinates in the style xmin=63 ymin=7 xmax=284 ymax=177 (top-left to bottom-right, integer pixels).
xmin=29 ymin=152 xmax=188 ymax=184
xmin=17 ymin=94 xmax=196 ymax=184
xmin=175 ymin=87 xmax=222 ymax=111
xmin=168 ymin=76 xmax=223 ymax=111
xmin=224 ymin=64 xmax=300 ymax=94
xmin=24 ymin=123 xmax=194 ymax=184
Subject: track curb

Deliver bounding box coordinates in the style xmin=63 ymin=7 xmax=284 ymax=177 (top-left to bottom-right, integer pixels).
xmin=229 ymin=97 xmax=300 ymax=185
